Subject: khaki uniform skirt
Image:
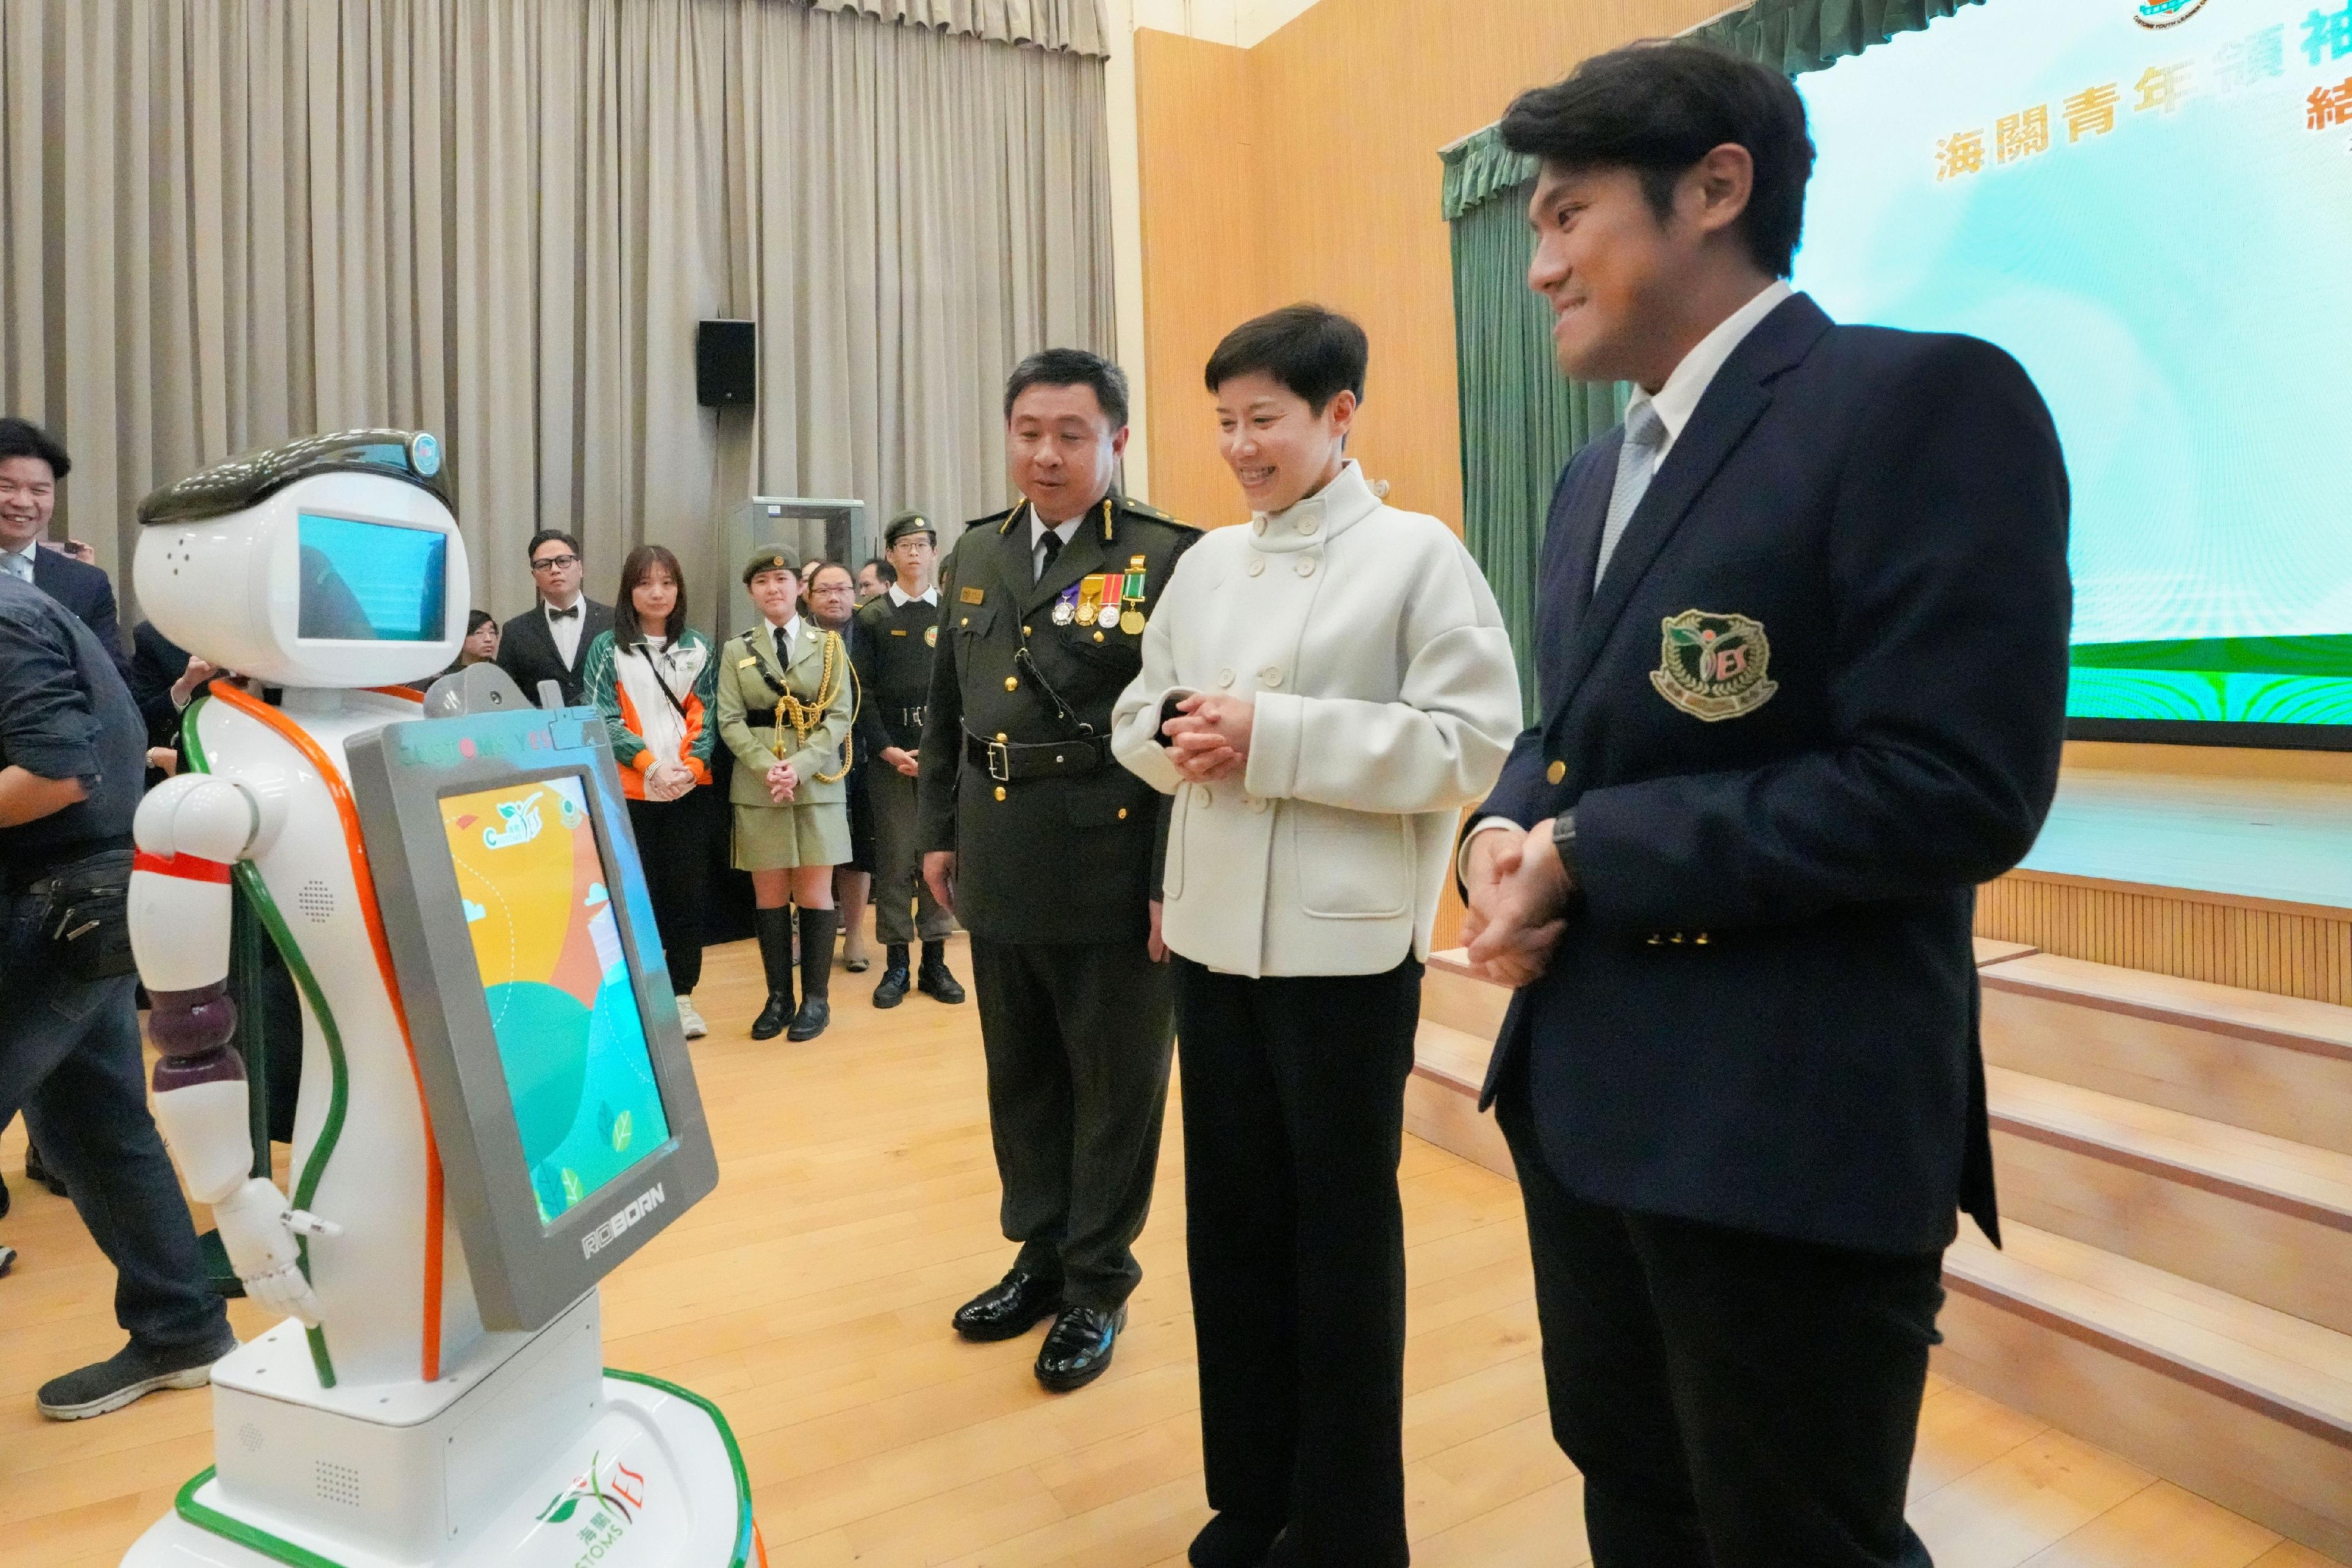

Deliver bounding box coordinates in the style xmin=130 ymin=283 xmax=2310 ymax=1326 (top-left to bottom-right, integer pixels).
xmin=731 ymin=795 xmax=851 ymax=871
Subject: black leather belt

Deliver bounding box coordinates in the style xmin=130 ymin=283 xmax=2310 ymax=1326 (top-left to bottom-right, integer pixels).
xmin=965 ymin=730 xmax=1105 ymax=783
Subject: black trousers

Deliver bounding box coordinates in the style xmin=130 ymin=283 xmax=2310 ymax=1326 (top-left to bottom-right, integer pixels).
xmin=969 ymin=936 xmax=1174 ymax=1311
xmin=627 ymin=788 xmax=714 ymax=996
xmin=1175 ymin=957 xmax=1422 ymax=1567
xmin=1494 ymin=1069 xmax=1945 ymax=1568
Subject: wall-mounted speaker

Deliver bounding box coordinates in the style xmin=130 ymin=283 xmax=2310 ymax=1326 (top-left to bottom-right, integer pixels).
xmin=696 ymin=319 xmax=757 ymax=408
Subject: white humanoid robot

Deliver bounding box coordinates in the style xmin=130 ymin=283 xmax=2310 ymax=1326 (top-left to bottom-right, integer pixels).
xmin=122 ymin=431 xmax=758 ymax=1567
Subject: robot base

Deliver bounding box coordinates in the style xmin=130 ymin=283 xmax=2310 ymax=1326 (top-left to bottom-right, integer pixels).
xmin=122 ymin=1296 xmax=761 ymax=1567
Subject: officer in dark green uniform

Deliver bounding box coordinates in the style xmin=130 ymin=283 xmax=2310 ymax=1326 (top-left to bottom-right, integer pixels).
xmin=918 ymin=348 xmax=1197 ymax=1394
xmin=850 ymin=510 xmax=964 ymax=1009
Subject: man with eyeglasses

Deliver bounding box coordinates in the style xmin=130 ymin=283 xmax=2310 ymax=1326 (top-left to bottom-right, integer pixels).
xmin=497 ymin=530 xmax=613 ymax=709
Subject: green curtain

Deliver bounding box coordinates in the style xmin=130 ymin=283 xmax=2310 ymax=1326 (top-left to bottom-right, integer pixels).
xmin=1451 ymin=191 xmax=1625 ymax=720
xmin=1444 ymin=0 xmax=1986 ymax=721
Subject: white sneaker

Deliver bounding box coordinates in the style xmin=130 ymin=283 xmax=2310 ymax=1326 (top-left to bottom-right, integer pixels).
xmin=676 ymin=996 xmax=708 ymax=1039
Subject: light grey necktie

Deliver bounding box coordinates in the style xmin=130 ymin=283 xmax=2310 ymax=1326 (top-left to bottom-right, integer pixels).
xmin=1593 ymin=401 xmax=1669 ymax=593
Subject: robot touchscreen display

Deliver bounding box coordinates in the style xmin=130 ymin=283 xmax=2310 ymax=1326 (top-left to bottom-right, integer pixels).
xmin=436 ymin=774 xmax=672 ymax=1227
xmin=298 ymin=513 xmax=447 ymax=642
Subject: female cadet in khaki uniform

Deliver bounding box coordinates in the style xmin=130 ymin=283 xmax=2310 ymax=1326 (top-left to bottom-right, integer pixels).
xmin=716 ymin=547 xmax=856 ymax=1042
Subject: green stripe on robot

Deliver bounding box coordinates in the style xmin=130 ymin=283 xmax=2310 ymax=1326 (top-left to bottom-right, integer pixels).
xmin=182 ymin=695 xmax=346 ymax=1389
xmin=171 ymin=1370 xmax=758 ymax=1567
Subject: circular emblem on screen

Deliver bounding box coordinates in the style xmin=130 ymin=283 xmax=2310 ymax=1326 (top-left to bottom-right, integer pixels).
xmin=2132 ymin=0 xmax=2206 ymax=27
xmin=924 ymin=624 xmax=938 ymax=647
xmin=1651 ymin=609 xmax=1780 ymax=723
xmin=408 ymin=432 xmax=442 ymax=477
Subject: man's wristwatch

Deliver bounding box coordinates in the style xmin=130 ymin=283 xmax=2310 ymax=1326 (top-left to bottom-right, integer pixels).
xmin=1549 ymin=809 xmax=1581 ymax=890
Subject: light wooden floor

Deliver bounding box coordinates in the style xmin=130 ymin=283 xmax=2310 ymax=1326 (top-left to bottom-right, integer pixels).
xmin=1 ymin=935 xmax=2343 ymax=1568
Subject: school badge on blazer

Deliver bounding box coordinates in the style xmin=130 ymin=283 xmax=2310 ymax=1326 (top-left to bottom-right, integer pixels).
xmin=1651 ymin=609 xmax=1779 ymax=722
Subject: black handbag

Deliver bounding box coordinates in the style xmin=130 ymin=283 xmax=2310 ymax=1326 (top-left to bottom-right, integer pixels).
xmin=38 ymin=847 xmax=138 ymax=983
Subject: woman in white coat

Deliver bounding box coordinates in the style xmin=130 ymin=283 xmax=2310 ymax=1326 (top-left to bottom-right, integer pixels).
xmin=1111 ymin=306 xmax=1522 ymax=1568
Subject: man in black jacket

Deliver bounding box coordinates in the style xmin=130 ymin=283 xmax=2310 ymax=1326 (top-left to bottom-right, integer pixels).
xmin=496 ymin=530 xmax=612 ymax=708
xmin=1460 ymin=46 xmax=2071 ymax=1568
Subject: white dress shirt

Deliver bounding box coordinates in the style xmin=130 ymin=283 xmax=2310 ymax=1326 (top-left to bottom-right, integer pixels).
xmin=543 ymin=596 xmax=587 ymax=668
xmin=887 ymin=583 xmax=940 ymax=609
xmin=1459 ymin=279 xmax=1795 ymax=875
xmin=763 ymin=613 xmax=802 ymax=666
xmin=2 ymin=539 xmax=37 ymax=583
xmin=1029 ymin=511 xmax=1085 ymax=581
xmin=1615 ymin=279 xmax=1793 ymax=492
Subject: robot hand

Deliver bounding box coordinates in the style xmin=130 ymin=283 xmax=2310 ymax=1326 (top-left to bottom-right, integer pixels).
xmin=214 ymin=1176 xmax=342 ymax=1326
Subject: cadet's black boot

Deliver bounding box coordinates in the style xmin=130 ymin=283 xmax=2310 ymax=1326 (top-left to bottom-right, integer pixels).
xmin=872 ymin=944 xmax=911 ymax=1008
xmin=916 ymin=940 xmax=965 ymax=1004
xmin=788 ymin=909 xmax=837 ymax=1041
xmin=750 ymin=908 xmax=795 ymax=1041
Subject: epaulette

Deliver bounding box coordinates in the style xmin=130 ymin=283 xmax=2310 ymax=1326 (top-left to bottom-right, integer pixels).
xmin=971 ymin=504 xmax=1020 ymax=536
xmin=1117 ymin=496 xmax=1197 ymax=532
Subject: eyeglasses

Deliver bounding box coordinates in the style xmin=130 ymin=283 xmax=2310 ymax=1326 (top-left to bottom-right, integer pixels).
xmin=532 ymin=554 xmax=580 ymax=571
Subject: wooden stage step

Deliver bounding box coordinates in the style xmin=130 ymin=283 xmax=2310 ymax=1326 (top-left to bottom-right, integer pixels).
xmin=1940 ymin=1220 xmax=2352 ymax=1560
xmin=1987 ymin=1065 xmax=2352 ymax=1333
xmin=1979 ymin=952 xmax=2352 ymax=1155
xmin=1411 ymin=937 xmax=2352 ymax=1560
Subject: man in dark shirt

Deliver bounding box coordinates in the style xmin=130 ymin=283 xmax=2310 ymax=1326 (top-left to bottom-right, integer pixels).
xmin=852 ymin=511 xmax=963 ymax=1008
xmin=0 ymin=570 xmax=236 ymax=1419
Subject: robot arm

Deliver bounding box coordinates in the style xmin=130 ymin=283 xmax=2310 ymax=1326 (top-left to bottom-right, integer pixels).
xmin=132 ymin=773 xmax=339 ymax=1326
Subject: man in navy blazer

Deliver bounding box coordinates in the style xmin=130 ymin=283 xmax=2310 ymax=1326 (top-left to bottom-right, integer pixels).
xmin=1459 ymin=45 xmax=2071 ymax=1568
xmin=0 ymin=419 xmax=124 ymax=668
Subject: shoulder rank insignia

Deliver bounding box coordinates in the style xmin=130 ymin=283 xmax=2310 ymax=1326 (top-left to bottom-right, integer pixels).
xmin=1651 ymin=610 xmax=1779 ymax=722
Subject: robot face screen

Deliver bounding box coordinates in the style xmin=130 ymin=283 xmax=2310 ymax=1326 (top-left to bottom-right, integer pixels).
xmin=435 ymin=773 xmax=673 ymax=1228
xmin=298 ymin=513 xmax=449 ymax=643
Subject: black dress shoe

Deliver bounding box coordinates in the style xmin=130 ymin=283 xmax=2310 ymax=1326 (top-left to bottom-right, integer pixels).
xmin=1034 ymin=1302 xmax=1125 ymax=1393
xmin=786 ymin=997 xmax=830 ymax=1042
xmin=916 ymin=955 xmax=965 ymax=1005
xmin=872 ymin=964 xmax=911 ymax=1009
xmin=951 ymin=1269 xmax=1064 ymax=1342
xmin=1190 ymin=1511 xmax=1285 ymax=1568
xmin=25 ymin=1142 xmax=64 ymax=1199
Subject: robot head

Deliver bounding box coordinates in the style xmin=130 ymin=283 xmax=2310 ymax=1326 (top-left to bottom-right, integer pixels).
xmin=135 ymin=430 xmax=470 ymax=688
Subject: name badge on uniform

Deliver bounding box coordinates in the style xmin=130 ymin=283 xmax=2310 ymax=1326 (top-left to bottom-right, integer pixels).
xmin=960 ymin=586 xmax=985 ymax=604
xmin=1651 ymin=610 xmax=1779 ymax=723
xmin=1051 ymin=583 xmax=1080 ymax=626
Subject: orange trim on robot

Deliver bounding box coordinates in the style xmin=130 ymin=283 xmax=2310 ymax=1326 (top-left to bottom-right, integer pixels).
xmin=369 ymin=685 xmax=426 ymax=704
xmin=202 ymin=678 xmax=450 ymax=1383
xmin=133 ymin=849 xmax=235 ymax=884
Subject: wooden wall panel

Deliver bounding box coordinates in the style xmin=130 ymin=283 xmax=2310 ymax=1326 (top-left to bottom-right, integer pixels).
xmin=1135 ymin=0 xmax=1728 ymax=534
xmin=1134 ymin=28 xmax=1261 ymax=533
xmin=1976 ymin=873 xmax=2352 ymax=1008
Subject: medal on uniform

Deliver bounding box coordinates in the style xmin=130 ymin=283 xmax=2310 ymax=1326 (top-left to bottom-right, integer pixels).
xmin=1051 ymin=584 xmax=1079 ymax=626
xmin=1119 ymin=556 xmax=1148 ymax=635
xmin=1075 ymin=574 xmax=1105 ymax=628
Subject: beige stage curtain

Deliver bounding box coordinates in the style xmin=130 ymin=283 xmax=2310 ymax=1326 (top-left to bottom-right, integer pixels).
xmin=0 ymin=0 xmax=1114 ymax=624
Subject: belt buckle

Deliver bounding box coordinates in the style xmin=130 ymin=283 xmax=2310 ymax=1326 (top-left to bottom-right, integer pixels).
xmin=987 ymin=740 xmax=1012 ymax=783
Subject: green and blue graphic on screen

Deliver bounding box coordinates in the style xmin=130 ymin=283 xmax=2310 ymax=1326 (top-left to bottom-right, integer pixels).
xmin=437 ymin=775 xmax=671 ymax=1226
xmin=1794 ymin=0 xmax=2352 ymax=730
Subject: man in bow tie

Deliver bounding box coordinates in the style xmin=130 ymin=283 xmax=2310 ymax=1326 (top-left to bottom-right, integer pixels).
xmin=497 ymin=529 xmax=614 ymax=709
